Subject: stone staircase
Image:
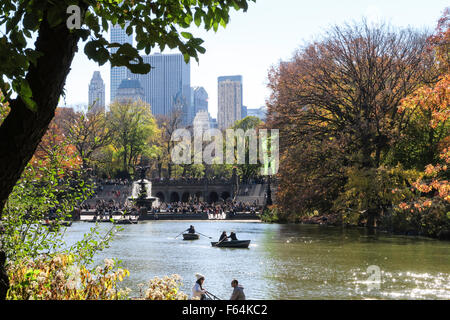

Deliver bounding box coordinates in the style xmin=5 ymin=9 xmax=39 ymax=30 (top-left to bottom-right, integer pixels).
xmin=235 ymin=183 xmax=266 ymax=204
xmin=84 ymin=184 xmax=132 ymax=207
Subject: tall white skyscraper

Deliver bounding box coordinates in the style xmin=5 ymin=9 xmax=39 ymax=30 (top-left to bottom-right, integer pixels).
xmin=217 ymin=75 xmax=243 ymax=130
xmin=193 ymin=110 xmax=211 ymax=138
xmin=127 ymin=53 xmax=191 ymax=123
xmin=191 ymin=86 xmax=208 ymax=124
xmin=88 ymin=71 xmax=105 ymax=112
xmin=110 ymin=23 xmax=133 ymax=103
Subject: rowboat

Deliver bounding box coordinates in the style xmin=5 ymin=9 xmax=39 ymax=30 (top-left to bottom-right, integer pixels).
xmin=113 ymin=219 xmax=138 ymax=225
xmin=211 ymin=240 xmax=251 ymax=248
xmin=183 ymin=233 xmax=200 ymax=240
xmin=87 ymin=218 xmax=112 ymax=223
xmin=41 ymin=220 xmax=72 ymax=227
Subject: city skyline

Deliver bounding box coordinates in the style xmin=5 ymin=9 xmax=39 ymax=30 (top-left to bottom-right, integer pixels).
xmin=60 ymin=0 xmax=448 ymax=118
xmin=127 ymin=53 xmax=191 ymax=123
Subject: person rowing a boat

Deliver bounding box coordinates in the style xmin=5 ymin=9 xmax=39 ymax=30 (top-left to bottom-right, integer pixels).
xmin=230 ymin=279 xmax=246 ymax=300
xmin=192 ymin=273 xmax=207 ymax=300
xmin=219 ymin=231 xmax=228 ymax=242
xmin=187 ymin=225 xmax=195 ymax=234
xmin=228 ymin=232 xmax=238 ymax=241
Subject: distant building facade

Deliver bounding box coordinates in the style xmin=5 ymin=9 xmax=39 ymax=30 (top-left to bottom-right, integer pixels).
xmin=193 ymin=110 xmax=211 ymax=137
xmin=115 ymin=79 xmax=145 ymax=103
xmin=241 ymin=105 xmax=247 ymax=119
xmin=127 ymin=53 xmax=191 ymax=124
xmin=110 ymin=23 xmax=133 ymax=103
xmin=217 ymin=75 xmax=243 ymax=130
xmin=210 ymin=118 xmax=218 ymax=129
xmin=246 ymin=106 xmax=267 ymax=121
xmin=190 ymin=86 xmax=208 ymax=125
xmin=88 ymin=71 xmax=105 ymax=112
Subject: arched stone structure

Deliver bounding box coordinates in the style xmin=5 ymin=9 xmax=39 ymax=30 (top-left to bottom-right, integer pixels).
xmin=151 ymin=181 xmax=235 ymax=204
xmin=209 ymin=191 xmax=219 ymax=203
xmin=221 ymin=191 xmax=231 ymax=201
xmin=181 ymin=192 xmax=190 ymax=202
xmin=170 ymin=192 xmax=180 ymax=202
xmin=156 ymin=192 xmax=165 ymax=202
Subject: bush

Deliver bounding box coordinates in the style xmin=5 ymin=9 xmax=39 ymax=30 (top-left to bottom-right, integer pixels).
xmin=6 ymin=254 xmax=131 ymax=300
xmin=332 ymin=166 xmax=420 ymax=227
xmin=386 ymin=198 xmax=450 ymax=237
xmin=260 ymin=205 xmax=282 ymax=223
xmin=138 ymin=274 xmax=188 ymax=300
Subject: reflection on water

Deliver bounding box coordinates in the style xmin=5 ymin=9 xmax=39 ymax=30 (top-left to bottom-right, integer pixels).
xmin=63 ymin=221 xmax=450 ymax=300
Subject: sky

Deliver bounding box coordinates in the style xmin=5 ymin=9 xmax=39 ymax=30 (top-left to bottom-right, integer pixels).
xmin=61 ymin=0 xmax=449 ymax=117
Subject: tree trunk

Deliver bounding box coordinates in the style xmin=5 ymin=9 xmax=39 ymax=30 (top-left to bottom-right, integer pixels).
xmin=0 ymin=251 xmax=8 ymax=300
xmin=0 ymin=12 xmax=86 ymax=298
xmin=0 ymin=19 xmax=82 ymax=214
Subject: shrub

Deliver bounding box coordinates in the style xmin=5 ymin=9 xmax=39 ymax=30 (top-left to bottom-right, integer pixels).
xmin=260 ymin=205 xmax=282 ymax=223
xmin=138 ymin=274 xmax=188 ymax=300
xmin=6 ymin=254 xmax=130 ymax=300
xmin=332 ymin=166 xmax=420 ymax=227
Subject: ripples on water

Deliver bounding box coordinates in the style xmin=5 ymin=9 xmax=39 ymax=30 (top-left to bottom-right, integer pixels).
xmin=63 ymin=221 xmax=450 ymax=300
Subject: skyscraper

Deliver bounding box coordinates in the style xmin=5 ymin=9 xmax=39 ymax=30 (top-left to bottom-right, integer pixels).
xmin=88 ymin=71 xmax=105 ymax=112
xmin=217 ymin=75 xmax=243 ymax=130
xmin=127 ymin=53 xmax=191 ymax=124
xmin=190 ymin=86 xmax=208 ymax=124
xmin=115 ymin=78 xmax=145 ymax=104
xmin=110 ymin=23 xmax=133 ymax=103
xmin=193 ymin=110 xmax=211 ymax=137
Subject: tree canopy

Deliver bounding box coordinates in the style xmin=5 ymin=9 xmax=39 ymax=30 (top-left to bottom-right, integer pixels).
xmin=0 ymin=0 xmax=256 ymax=213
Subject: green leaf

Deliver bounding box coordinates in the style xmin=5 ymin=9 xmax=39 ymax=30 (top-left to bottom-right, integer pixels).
xmin=194 ymin=10 xmax=202 ymax=27
xmin=181 ymin=32 xmax=192 ymax=39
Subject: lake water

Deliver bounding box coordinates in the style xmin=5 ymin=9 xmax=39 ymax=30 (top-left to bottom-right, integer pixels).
xmin=63 ymin=221 xmax=450 ymax=300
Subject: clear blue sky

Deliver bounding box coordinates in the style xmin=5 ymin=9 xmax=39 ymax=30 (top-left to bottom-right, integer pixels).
xmin=61 ymin=0 xmax=449 ymax=117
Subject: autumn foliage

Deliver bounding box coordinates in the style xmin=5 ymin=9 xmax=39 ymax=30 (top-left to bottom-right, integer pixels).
xmin=395 ymin=10 xmax=449 ymax=224
xmin=266 ymin=12 xmax=450 ymax=236
xmin=31 ymin=108 xmax=82 ymax=175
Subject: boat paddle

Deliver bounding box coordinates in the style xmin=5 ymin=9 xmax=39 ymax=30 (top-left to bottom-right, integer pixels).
xmin=196 ymin=232 xmax=212 ymax=239
xmin=205 ymin=291 xmax=222 ymax=300
xmin=174 ymin=229 xmax=188 ymax=239
xmin=214 ymin=235 xmax=229 ymax=246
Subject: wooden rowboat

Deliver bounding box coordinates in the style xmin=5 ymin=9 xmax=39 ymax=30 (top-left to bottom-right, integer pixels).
xmin=41 ymin=220 xmax=72 ymax=227
xmin=183 ymin=233 xmax=200 ymax=240
xmin=113 ymin=219 xmax=138 ymax=225
xmin=211 ymin=240 xmax=251 ymax=248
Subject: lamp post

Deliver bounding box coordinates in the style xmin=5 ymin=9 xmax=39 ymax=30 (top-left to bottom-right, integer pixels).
xmin=266 ymin=175 xmax=272 ymax=206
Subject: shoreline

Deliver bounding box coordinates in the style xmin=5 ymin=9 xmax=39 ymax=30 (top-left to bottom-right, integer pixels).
xmin=265 ymin=213 xmax=450 ymax=241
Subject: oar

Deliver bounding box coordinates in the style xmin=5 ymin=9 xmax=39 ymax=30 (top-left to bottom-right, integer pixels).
xmin=205 ymin=291 xmax=222 ymax=300
xmin=174 ymin=229 xmax=187 ymax=239
xmin=196 ymin=232 xmax=212 ymax=239
xmin=214 ymin=235 xmax=228 ymax=246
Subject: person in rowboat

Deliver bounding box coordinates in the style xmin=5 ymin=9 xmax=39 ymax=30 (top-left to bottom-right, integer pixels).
xmin=219 ymin=231 xmax=228 ymax=242
xmin=228 ymin=232 xmax=238 ymax=241
xmin=192 ymin=273 xmax=207 ymax=300
xmin=187 ymin=225 xmax=195 ymax=234
xmin=230 ymin=279 xmax=246 ymax=300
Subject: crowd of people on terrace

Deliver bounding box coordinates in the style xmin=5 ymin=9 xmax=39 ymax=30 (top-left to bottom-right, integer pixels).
xmin=150 ymin=200 xmax=260 ymax=215
xmin=80 ymin=199 xmax=260 ymax=216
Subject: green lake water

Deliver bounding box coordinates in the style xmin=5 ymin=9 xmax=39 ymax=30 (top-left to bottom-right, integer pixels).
xmin=63 ymin=221 xmax=450 ymax=300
